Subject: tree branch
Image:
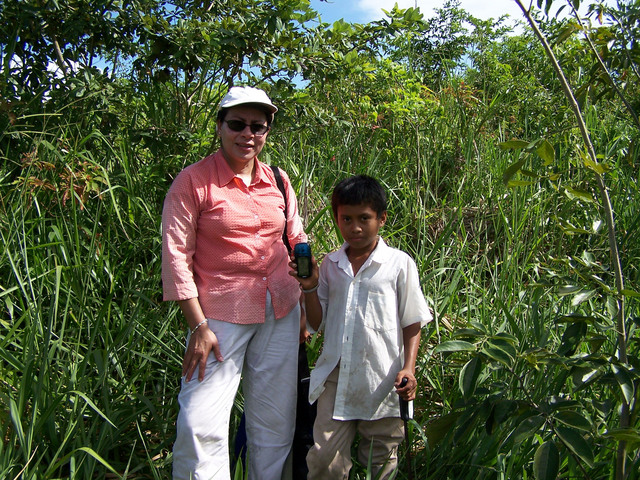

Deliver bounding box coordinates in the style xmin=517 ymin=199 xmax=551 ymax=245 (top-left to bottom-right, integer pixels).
xmin=513 ymin=1 xmax=629 ymax=478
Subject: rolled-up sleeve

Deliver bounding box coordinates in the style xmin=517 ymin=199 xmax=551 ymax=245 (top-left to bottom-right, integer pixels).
xmin=162 ymin=172 xmax=200 ymax=301
xmin=280 ymin=168 xmax=307 ymax=248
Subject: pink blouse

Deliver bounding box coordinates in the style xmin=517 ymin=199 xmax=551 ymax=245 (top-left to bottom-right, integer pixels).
xmin=162 ymin=150 xmax=307 ymax=324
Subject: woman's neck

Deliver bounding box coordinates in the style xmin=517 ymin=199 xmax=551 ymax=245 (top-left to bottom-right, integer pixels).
xmin=221 ymin=150 xmax=255 ymax=184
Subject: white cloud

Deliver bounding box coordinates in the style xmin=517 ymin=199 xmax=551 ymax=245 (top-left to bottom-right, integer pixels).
xmin=312 ymin=0 xmax=614 ymax=31
xmin=354 ymin=0 xmax=529 ymax=23
xmin=353 ymin=0 xmax=608 ymax=24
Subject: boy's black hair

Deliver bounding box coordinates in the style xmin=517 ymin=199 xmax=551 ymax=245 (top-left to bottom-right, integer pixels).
xmin=331 ymin=175 xmax=387 ymax=218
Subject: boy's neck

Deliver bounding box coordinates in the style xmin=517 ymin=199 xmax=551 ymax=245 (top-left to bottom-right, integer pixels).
xmin=346 ymin=238 xmax=379 ymax=275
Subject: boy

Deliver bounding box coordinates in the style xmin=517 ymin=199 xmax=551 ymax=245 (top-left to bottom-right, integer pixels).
xmin=291 ymin=175 xmax=432 ymax=479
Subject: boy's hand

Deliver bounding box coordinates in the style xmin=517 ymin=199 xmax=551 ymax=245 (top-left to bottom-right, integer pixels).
xmin=395 ymin=371 xmax=417 ymax=401
xmin=289 ymin=255 xmax=319 ymax=291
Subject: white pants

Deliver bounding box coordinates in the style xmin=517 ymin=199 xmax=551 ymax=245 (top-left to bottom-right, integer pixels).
xmin=173 ymin=292 xmax=300 ymax=480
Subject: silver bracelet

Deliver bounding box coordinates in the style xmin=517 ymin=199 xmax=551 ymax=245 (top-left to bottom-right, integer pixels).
xmin=302 ymin=284 xmax=319 ymax=294
xmin=191 ymin=319 xmax=208 ymax=334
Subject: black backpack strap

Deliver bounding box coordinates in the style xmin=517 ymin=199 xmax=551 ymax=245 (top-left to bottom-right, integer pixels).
xmin=270 ymin=165 xmax=292 ymax=253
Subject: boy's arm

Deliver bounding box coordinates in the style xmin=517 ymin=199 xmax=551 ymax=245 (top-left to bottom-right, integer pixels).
xmin=395 ymin=322 xmax=422 ymax=401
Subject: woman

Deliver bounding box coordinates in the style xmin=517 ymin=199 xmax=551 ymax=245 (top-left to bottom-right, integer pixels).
xmin=162 ymin=86 xmax=307 ymax=479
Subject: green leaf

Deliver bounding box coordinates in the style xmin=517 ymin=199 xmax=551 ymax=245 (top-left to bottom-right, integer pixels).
xmin=554 ymin=410 xmax=592 ymax=431
xmin=571 ymin=289 xmax=597 ymax=306
xmin=454 ymin=328 xmax=486 ymax=338
xmin=621 ymin=288 xmax=640 ymax=298
xmin=572 ymin=366 xmax=600 ymax=390
xmin=502 ymin=158 xmax=526 ymax=185
xmin=344 ymin=49 xmax=359 ymax=65
xmin=47 ymin=446 xmax=121 ymax=478
xmin=482 ymin=339 xmax=516 ymax=367
xmin=558 ymin=285 xmax=581 ymax=296
xmin=556 ymin=313 xmax=596 ymax=323
xmin=583 ymin=157 xmax=608 ymax=175
xmin=488 ymin=336 xmax=518 ymax=356
xmin=459 ymin=356 xmax=483 ymax=400
xmin=499 ymin=139 xmax=530 ymax=150
xmin=9 ymin=398 xmax=27 ymax=453
xmin=434 ymin=340 xmax=476 ymax=353
xmin=557 ymin=321 xmax=587 ymax=356
xmin=536 ymin=139 xmax=555 ymax=165
xmin=554 ymin=26 xmax=575 ymax=46
xmin=507 ymin=179 xmax=537 ymax=187
xmin=424 ymin=412 xmax=460 ymax=447
xmin=511 ymin=415 xmax=545 ymax=444
xmin=70 ymin=390 xmax=117 ymax=428
xmin=611 ymin=364 xmax=634 ymax=404
xmin=493 ymin=332 xmax=519 ymax=342
xmin=558 ymin=223 xmax=591 ymax=235
xmin=602 ymin=428 xmax=640 ymax=444
xmin=523 ymin=348 xmax=560 ymax=368
xmin=482 ymin=345 xmax=513 ymax=366
xmin=564 ymin=187 xmax=594 ymax=203
xmin=469 ymin=321 xmax=488 ymax=333
xmin=534 ymin=441 xmax=560 ymax=480
xmin=485 ymin=400 xmax=517 ymax=435
xmin=586 ymin=334 xmax=606 ymax=354
xmin=556 ymin=426 xmax=595 ymax=467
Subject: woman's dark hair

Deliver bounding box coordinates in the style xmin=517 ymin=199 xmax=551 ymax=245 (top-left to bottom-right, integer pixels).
xmin=216 ymin=103 xmax=274 ymax=125
xmin=331 ymin=175 xmax=387 ymax=218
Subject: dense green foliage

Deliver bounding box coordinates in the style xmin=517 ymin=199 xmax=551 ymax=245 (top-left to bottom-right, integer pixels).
xmin=1 ymin=0 xmax=639 ymax=478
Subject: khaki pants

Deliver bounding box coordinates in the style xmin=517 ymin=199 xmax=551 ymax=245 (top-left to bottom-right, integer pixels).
xmin=306 ymin=368 xmax=404 ymax=480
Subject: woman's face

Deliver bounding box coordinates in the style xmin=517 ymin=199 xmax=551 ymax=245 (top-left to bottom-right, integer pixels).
xmin=218 ymin=106 xmax=269 ymax=170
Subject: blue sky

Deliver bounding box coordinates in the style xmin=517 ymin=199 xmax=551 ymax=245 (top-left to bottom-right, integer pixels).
xmin=309 ymin=0 xmax=606 ymax=26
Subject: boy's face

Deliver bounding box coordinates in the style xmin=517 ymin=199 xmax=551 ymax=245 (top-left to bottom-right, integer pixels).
xmin=336 ymin=203 xmax=387 ymax=255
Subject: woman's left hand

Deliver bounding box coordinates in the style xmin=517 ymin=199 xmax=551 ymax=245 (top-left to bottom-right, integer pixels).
xmin=178 ymin=298 xmax=224 ymax=382
xmin=183 ymin=324 xmax=222 ymax=382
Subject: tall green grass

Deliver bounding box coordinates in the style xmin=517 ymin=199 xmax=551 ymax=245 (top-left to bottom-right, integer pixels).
xmin=1 ymin=71 xmax=638 ymax=479
xmin=0 ymin=126 xmax=180 ymax=478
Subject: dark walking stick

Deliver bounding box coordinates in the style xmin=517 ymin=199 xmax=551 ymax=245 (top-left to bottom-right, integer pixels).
xmin=399 ymin=378 xmax=414 ymax=480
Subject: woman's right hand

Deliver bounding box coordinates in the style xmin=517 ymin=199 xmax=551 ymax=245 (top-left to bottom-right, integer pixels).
xmin=183 ymin=324 xmax=223 ymax=382
xmin=178 ymin=298 xmax=224 ymax=382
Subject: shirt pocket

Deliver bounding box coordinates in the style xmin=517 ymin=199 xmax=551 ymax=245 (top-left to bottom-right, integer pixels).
xmin=362 ymin=290 xmax=398 ymax=332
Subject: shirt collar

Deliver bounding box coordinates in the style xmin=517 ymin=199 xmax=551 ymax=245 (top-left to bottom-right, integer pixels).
xmin=328 ymin=236 xmax=392 ymax=270
xmin=213 ymin=150 xmax=236 ymax=186
xmin=214 ymin=149 xmax=269 ymax=187
xmin=252 ymin=160 xmax=272 ymax=186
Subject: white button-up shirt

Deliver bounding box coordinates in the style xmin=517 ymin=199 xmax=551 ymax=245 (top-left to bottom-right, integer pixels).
xmin=308 ymin=238 xmax=432 ymax=420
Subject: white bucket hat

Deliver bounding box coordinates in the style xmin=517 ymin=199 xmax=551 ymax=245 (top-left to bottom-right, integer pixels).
xmin=219 ymin=86 xmax=278 ymax=114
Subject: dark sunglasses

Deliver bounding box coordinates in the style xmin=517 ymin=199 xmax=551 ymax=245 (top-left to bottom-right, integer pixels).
xmin=224 ymin=120 xmax=270 ymax=135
